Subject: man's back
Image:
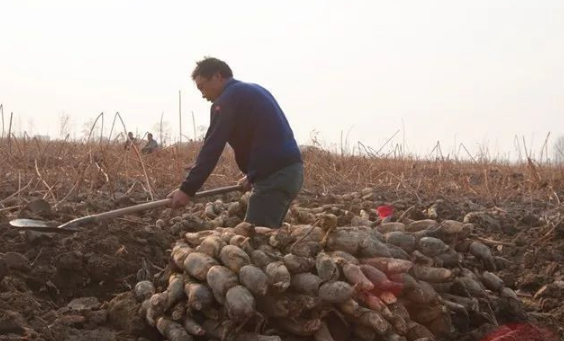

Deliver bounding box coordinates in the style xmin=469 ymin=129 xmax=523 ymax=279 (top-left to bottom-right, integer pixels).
xmin=216 ymin=79 xmax=302 ymax=182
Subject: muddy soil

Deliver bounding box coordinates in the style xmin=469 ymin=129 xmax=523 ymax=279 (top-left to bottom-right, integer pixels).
xmin=0 ymin=198 xmax=177 ymax=341
xmin=1 ymin=190 xmax=563 ymax=340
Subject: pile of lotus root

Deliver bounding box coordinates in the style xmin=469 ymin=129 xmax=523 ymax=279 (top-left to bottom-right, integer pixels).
xmin=134 ymin=191 xmax=525 ymax=341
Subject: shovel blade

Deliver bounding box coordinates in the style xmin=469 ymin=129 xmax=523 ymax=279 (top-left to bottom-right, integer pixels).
xmin=9 ymin=219 xmax=52 ymax=228
xmin=8 ymin=219 xmax=76 ymax=233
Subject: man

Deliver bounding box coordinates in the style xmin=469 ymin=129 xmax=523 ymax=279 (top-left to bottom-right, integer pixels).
xmin=124 ymin=131 xmax=136 ymax=150
xmin=141 ymin=133 xmax=159 ymax=154
xmin=168 ymin=57 xmax=303 ymax=228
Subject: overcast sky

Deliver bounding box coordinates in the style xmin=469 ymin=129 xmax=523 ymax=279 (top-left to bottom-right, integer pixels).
xmin=1 ymin=0 xmax=563 ymax=160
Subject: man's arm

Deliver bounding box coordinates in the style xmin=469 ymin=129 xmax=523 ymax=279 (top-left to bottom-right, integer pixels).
xmin=179 ymin=100 xmax=236 ymax=196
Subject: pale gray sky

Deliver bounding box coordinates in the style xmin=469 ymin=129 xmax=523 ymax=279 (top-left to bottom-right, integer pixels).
xmin=1 ymin=0 xmax=563 ymax=160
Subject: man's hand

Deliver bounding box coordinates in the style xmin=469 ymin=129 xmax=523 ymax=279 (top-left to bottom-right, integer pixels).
xmin=167 ymin=188 xmax=190 ymax=209
xmin=237 ymin=176 xmax=252 ymax=192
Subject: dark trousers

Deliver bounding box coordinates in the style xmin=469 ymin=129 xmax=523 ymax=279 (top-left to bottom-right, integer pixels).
xmin=244 ymin=162 xmax=304 ymax=228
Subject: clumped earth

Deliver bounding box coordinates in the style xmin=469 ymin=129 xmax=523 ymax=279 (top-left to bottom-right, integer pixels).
xmin=0 ymin=188 xmax=563 ymax=341
xmin=0 ymin=197 xmax=176 ymax=341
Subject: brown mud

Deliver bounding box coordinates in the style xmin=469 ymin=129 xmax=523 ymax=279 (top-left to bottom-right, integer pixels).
xmin=1 ymin=190 xmax=563 ymax=341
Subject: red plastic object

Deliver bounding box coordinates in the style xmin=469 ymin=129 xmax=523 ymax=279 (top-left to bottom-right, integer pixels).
xmin=376 ymin=205 xmax=394 ymax=219
xmin=480 ymin=323 xmax=556 ymax=341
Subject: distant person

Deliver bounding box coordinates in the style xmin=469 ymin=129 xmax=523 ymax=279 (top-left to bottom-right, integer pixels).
xmin=167 ymin=57 xmax=303 ymax=228
xmin=124 ymin=132 xmax=136 ymax=150
xmin=141 ymin=133 xmax=159 ymax=154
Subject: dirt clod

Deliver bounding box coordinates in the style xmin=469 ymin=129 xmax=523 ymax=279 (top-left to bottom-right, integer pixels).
xmin=2 ymin=252 xmax=31 ymax=272
xmin=106 ymin=292 xmax=148 ymax=336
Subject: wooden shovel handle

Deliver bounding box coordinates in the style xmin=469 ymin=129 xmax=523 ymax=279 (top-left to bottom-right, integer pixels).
xmin=58 ymin=185 xmax=243 ymax=229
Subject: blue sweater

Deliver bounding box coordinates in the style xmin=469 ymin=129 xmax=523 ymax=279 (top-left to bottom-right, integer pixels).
xmin=180 ymin=79 xmax=302 ymax=196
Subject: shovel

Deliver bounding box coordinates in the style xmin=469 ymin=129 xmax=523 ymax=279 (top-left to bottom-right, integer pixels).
xmin=9 ymin=184 xmax=243 ymax=233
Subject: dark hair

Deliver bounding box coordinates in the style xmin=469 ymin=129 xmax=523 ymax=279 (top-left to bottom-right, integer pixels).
xmin=191 ymin=57 xmax=233 ymax=80
xmin=147 ymin=133 xmax=153 ymax=138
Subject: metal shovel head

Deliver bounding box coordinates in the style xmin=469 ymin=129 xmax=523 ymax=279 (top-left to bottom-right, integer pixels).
xmin=10 ymin=219 xmax=52 ymax=228
xmin=8 ymin=219 xmax=74 ymax=233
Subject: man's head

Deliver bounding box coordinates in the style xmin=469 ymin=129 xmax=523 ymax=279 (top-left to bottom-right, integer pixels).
xmin=128 ymin=132 xmax=133 ymax=138
xmin=147 ymin=133 xmax=153 ymax=140
xmin=191 ymin=57 xmax=233 ymax=102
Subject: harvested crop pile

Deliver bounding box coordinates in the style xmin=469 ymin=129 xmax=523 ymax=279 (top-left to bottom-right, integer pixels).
xmin=136 ymin=209 xmax=529 ymax=341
